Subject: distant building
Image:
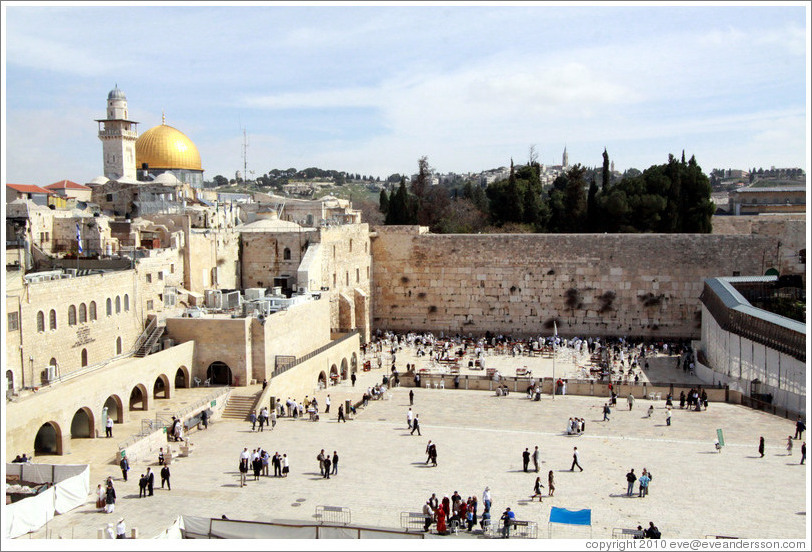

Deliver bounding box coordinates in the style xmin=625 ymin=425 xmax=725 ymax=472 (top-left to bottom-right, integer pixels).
xmin=728 ymin=185 xmax=806 ymax=215
xmin=44 ymin=180 xmax=92 ymax=203
xmin=6 ymin=184 xmax=53 ymax=207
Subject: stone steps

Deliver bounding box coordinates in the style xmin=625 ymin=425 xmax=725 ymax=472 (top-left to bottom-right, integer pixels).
xmin=221 ymin=393 xmax=260 ymax=421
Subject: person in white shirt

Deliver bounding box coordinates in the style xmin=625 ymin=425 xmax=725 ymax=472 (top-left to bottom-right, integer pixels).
xmin=239 ymin=448 xmax=250 ymax=487
xmin=407 ymin=408 xmax=414 ymax=429
xmin=325 ymin=394 xmax=331 ymax=413
xmin=116 ymin=519 xmax=126 ymax=539
xmin=482 ymin=486 xmax=492 ymax=511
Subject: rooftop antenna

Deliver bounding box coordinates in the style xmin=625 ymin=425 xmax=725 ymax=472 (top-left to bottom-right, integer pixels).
xmin=242 ymin=127 xmax=248 ymax=186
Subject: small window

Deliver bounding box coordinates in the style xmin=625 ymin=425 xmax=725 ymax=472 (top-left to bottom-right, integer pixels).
xmin=81 ymin=349 xmax=88 ymax=367
xmin=146 ymin=300 xmax=154 ymax=311
xmin=170 ymin=264 xmax=175 ymax=274
xmin=49 ymin=309 xmax=57 ymax=330
xmin=37 ymin=311 xmax=45 ymax=332
xmin=364 ymin=242 xmax=368 ymax=253
xmin=333 ymin=245 xmax=336 ymax=258
xmin=333 ymin=273 xmax=336 ymax=287
xmin=7 ymin=312 xmax=19 ymax=332
xmin=106 ymin=298 xmax=112 ymax=316
xmin=124 ymin=294 xmax=129 ymax=311
xmin=115 ymin=296 xmax=121 ymax=313
xmin=356 ymin=268 xmax=360 ymax=283
xmin=346 ymin=272 xmax=349 ymax=286
xmin=158 ymin=271 xmax=163 ymax=280
xmin=116 ymin=337 xmax=122 ymax=355
xmin=732 ymin=271 xmax=741 ymax=277
xmin=106 ymin=194 xmax=113 ymax=202
xmin=89 ymin=301 xmax=97 ymax=321
xmin=68 ymin=305 xmax=77 ymax=326
xmin=79 ymin=303 xmax=87 ymax=323
xmin=283 ymin=247 xmax=291 ymax=260
xmin=349 ymin=239 xmax=353 ymax=252
xmin=146 ymin=273 xmax=152 ymax=283
xmin=366 ymin=266 xmax=370 ymax=279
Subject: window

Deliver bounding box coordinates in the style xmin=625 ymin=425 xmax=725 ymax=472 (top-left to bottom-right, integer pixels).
xmin=49 ymin=309 xmax=57 ymax=330
xmin=106 ymin=194 xmax=113 ymax=202
xmin=366 ymin=266 xmax=370 ymax=279
xmin=146 ymin=273 xmax=152 ymax=283
xmin=164 ymin=287 xmax=177 ymax=307
xmin=116 ymin=337 xmax=122 ymax=355
xmin=333 ymin=273 xmax=336 ymax=287
xmin=79 ymin=303 xmax=87 ymax=323
xmin=283 ymin=247 xmax=291 ymax=260
xmin=68 ymin=305 xmax=77 ymax=326
xmin=106 ymin=298 xmax=112 ymax=316
xmin=364 ymin=242 xmax=368 ymax=253
xmin=81 ymin=349 xmax=88 ymax=367
xmin=333 ymin=245 xmax=336 ymax=258
xmin=146 ymin=300 xmax=154 ymax=311
xmin=346 ymin=272 xmax=349 ymax=286
xmin=7 ymin=312 xmax=19 ymax=332
xmin=349 ymin=239 xmax=353 ymax=252
xmin=115 ymin=296 xmax=121 ymax=313
xmin=356 ymin=268 xmax=360 ymax=283
xmin=89 ymin=301 xmax=97 ymax=321
xmin=124 ymin=294 xmax=129 ymax=311
xmin=170 ymin=264 xmax=175 ymax=274
xmin=157 ymin=271 xmax=163 ymax=281
xmin=37 ymin=311 xmax=45 ymax=332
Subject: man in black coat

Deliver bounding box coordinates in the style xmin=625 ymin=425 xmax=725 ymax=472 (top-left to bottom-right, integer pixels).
xmin=522 ymin=448 xmax=530 ymax=472
xmin=146 ymin=467 xmax=155 ymax=496
xmin=161 ymin=465 xmax=171 ymax=490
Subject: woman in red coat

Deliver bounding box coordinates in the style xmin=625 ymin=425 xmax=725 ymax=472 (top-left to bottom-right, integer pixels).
xmin=436 ymin=503 xmax=447 ymax=534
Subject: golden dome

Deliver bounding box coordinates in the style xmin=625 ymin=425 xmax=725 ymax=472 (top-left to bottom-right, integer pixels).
xmin=135 ymin=123 xmax=202 ymax=171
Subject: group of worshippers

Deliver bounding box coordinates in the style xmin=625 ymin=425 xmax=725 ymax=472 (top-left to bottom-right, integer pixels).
xmin=316 ymin=449 xmax=339 ymax=478
xmin=679 ymin=388 xmax=708 ymax=410
xmin=249 ymin=406 xmax=276 ymax=431
xmin=421 ymin=491 xmax=481 ymax=534
xmin=169 ymin=416 xmax=184 ymax=442
xmin=566 ymin=417 xmax=586 ymax=435
xmin=282 ymin=396 xmax=319 ymax=419
xmin=526 ymin=381 xmax=542 ymax=400
xmin=96 ymin=477 xmax=117 ymax=513
xmin=238 ymin=448 xmax=289 ymax=485
xmin=625 ymin=467 xmax=653 ymax=498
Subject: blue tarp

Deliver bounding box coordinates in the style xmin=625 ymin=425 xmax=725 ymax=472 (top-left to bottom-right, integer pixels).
xmin=549 ymin=507 xmax=592 ymax=526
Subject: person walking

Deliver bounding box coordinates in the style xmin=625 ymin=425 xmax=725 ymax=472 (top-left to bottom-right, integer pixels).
xmin=522 ymin=448 xmax=530 ymax=472
xmin=106 ymin=416 xmax=114 ymax=438
xmin=409 ymin=389 xmax=414 ymax=406
xmin=119 ymin=455 xmax=129 ymax=482
xmin=429 ymin=442 xmax=437 ymax=467
xmin=249 ymin=410 xmax=257 ymax=431
xmin=666 ymin=406 xmax=672 ymax=426
xmin=626 ymin=469 xmax=637 ymax=497
xmin=425 ymin=440 xmax=433 ymax=464
xmin=337 ymin=404 xmax=346 ymax=423
xmin=532 ymin=446 xmax=540 ymax=473
xmin=104 ymin=479 xmax=116 ymax=514
xmin=530 ymin=476 xmax=544 ymax=502
xmin=794 ymin=416 xmax=805 ymax=440
xmin=200 ymin=409 xmax=208 ymax=429
xmin=351 ymin=372 xmax=357 ymax=387
xmin=548 ymin=470 xmax=555 ymax=497
xmin=647 ymin=405 xmax=654 ymax=418
xmin=628 ymin=393 xmax=635 ymax=411
xmin=411 ymin=414 xmax=421 ymax=435
xmin=270 ymin=408 xmax=277 ymax=429
xmin=161 ymin=464 xmax=171 ymax=490
xmin=603 ymin=403 xmax=611 ymax=422
xmin=407 ymin=408 xmax=414 ymax=429
xmin=282 ymin=453 xmax=289 ymax=477
xmin=570 ymin=447 xmax=583 ymax=471
xmin=325 ymin=394 xmax=331 ymax=414
xmin=239 ymin=448 xmax=249 ymax=487
xmin=323 ymin=455 xmax=332 ymax=479
xmin=801 ymin=442 xmax=806 ymax=465
xmin=146 ymin=467 xmax=154 ymax=496
xmin=332 ymin=451 xmax=339 ymax=475
xmin=758 ymin=436 xmax=765 ymax=458
xmin=787 ymin=436 xmax=794 ymax=455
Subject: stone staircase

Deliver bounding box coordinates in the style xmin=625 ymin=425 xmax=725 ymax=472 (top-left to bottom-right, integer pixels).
xmin=221 ymin=388 xmax=262 ymax=421
xmin=133 ymin=319 xmax=166 ymax=358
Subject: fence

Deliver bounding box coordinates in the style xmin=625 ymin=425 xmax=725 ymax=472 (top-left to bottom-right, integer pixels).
xmin=510 ymin=520 xmax=538 ymax=539
xmin=314 ymin=505 xmax=351 ymax=526
xmin=613 ymin=527 xmax=644 ymax=539
xmin=273 ymin=330 xmax=358 ymax=377
xmin=400 ymin=512 xmax=430 ymax=532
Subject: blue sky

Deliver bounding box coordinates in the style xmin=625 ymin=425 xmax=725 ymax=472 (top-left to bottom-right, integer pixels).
xmin=2 ymin=3 xmax=808 ymax=185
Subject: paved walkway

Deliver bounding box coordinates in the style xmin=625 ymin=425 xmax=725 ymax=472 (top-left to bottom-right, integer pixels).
xmin=22 ymin=356 xmax=806 ymax=540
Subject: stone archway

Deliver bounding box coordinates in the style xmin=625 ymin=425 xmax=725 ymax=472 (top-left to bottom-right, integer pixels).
xmin=207 ymin=361 xmax=232 ymax=386
xmin=70 ymin=407 xmax=95 ymax=438
xmin=330 ymin=364 xmax=339 ymax=386
xmin=6 ymin=369 xmax=13 ymax=392
xmin=153 ymin=374 xmax=171 ymax=399
xmin=175 ymin=366 xmax=190 ymax=388
xmin=129 ymin=384 xmax=149 ymax=411
xmin=340 ymin=358 xmax=349 ymax=380
xmin=34 ymin=421 xmax=62 ymax=456
xmin=104 ymin=395 xmax=124 ymax=423
xmin=318 ymin=371 xmax=327 ymax=389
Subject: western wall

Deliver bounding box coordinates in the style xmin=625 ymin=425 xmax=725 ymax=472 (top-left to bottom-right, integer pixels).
xmin=370 ymin=226 xmax=781 ymax=339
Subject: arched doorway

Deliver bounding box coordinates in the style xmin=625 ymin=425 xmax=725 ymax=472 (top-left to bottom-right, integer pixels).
xmin=330 ymin=364 xmax=339 ymax=386
xmin=70 ymin=407 xmax=95 ymax=438
xmin=129 ymin=384 xmax=149 ymax=411
xmin=34 ymin=422 xmax=62 ymax=455
xmin=104 ymin=395 xmax=123 ymax=423
xmin=351 ymin=352 xmax=358 ymax=374
xmin=6 ymin=369 xmax=13 ymax=392
xmin=340 ymin=358 xmax=349 ymax=380
xmin=317 ymin=371 xmax=327 ymax=389
xmin=175 ymin=366 xmax=189 ymax=388
xmin=207 ymin=362 xmax=232 ymax=385
xmin=153 ymin=374 xmax=170 ymax=399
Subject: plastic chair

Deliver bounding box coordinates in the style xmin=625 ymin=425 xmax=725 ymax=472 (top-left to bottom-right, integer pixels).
xmin=439 ymin=380 xmax=445 ymax=389
xmin=655 ymin=392 xmax=662 ymax=401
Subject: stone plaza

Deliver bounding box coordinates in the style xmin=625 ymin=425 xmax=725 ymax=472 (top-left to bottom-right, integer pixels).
xmin=21 ymin=346 xmax=807 ymax=541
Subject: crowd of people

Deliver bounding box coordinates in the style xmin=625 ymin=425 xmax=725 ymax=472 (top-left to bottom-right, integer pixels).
xmin=420 ymin=490 xmax=484 ymax=535
xmin=238 ymin=447 xmax=289 ymax=486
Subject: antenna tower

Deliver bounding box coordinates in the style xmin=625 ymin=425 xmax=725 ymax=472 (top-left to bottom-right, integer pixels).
xmin=242 ymin=127 xmax=248 ymax=185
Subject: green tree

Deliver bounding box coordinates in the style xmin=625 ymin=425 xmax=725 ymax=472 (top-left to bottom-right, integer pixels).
xmin=586 ymin=177 xmax=601 ymax=232
xmin=562 ymin=164 xmax=587 ymax=232
xmin=602 ymin=148 xmax=611 ymax=192
xmin=379 ymin=189 xmax=390 ymax=215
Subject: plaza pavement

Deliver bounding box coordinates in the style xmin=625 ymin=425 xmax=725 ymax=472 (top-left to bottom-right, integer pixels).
xmin=20 ymin=347 xmax=808 ymax=540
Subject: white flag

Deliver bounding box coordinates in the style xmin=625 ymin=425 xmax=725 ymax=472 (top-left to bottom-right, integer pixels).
xmin=76 ymin=222 xmax=83 ymax=255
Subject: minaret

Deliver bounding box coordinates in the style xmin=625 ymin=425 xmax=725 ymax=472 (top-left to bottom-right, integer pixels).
xmin=96 ymin=85 xmax=138 ymax=181
xmin=562 ymin=145 xmax=569 ymax=168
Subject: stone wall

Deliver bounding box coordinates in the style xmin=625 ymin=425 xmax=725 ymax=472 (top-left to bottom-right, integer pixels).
xmin=711 ymin=214 xmax=806 ymax=277
xmin=165 ymin=316 xmax=252 ymax=385
xmin=370 ymin=226 xmax=780 ymax=339
xmin=4 ymin=342 xmax=195 ymax=461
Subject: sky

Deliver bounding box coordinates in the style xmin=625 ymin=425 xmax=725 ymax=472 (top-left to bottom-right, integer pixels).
xmin=2 ymin=2 xmax=809 ymax=185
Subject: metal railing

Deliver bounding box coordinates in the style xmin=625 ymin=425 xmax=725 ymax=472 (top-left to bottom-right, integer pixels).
xmin=273 ymin=330 xmax=358 ymax=377
xmin=314 ymin=505 xmax=351 ymax=526
xmin=400 ymin=512 xmax=430 ymax=532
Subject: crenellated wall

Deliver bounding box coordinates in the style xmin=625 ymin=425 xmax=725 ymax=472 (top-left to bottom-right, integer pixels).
xmin=370 ymin=226 xmax=780 ymax=339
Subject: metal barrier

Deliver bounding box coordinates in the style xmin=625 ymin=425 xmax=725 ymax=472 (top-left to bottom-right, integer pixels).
xmin=510 ymin=520 xmax=538 ymax=539
xmin=400 ymin=512 xmax=430 ymax=532
xmin=613 ymin=527 xmax=644 ymax=539
xmin=315 ymin=505 xmax=351 ymax=526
